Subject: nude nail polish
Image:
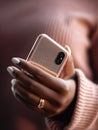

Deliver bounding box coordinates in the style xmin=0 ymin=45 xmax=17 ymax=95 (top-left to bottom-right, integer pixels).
xmin=12 ymin=57 xmax=20 ymax=64
xmin=7 ymin=67 xmax=14 ymax=77
xmin=11 ymin=79 xmax=16 ymax=86
xmin=11 ymin=85 xmax=14 ymax=93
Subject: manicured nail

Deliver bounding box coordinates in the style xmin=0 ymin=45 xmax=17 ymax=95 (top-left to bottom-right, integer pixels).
xmin=12 ymin=57 xmax=20 ymax=64
xmin=7 ymin=67 xmax=14 ymax=77
xmin=11 ymin=86 xmax=14 ymax=93
xmin=11 ymin=79 xmax=16 ymax=86
xmin=11 ymin=79 xmax=16 ymax=92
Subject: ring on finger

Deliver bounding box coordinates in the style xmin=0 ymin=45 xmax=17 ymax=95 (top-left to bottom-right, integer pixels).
xmin=37 ymin=98 xmax=45 ymax=109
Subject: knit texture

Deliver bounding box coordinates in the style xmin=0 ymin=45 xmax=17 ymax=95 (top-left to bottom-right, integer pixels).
xmin=46 ymin=69 xmax=98 ymax=130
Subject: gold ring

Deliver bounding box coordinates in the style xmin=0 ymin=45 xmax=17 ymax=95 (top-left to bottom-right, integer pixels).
xmin=37 ymin=98 xmax=45 ymax=109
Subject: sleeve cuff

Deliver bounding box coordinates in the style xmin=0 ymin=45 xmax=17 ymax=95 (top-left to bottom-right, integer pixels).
xmin=67 ymin=69 xmax=98 ymax=130
xmin=46 ymin=69 xmax=98 ymax=130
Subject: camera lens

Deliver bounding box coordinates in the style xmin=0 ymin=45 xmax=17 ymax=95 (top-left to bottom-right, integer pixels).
xmin=55 ymin=52 xmax=65 ymax=65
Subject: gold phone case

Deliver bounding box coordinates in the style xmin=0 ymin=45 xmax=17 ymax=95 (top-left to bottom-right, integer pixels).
xmin=27 ymin=34 xmax=70 ymax=77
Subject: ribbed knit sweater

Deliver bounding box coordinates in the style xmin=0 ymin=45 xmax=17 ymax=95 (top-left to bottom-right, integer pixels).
xmin=0 ymin=0 xmax=98 ymax=130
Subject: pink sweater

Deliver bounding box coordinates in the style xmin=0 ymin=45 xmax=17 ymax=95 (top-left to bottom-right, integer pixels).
xmin=46 ymin=69 xmax=98 ymax=130
xmin=0 ymin=0 xmax=98 ymax=129
xmin=39 ymin=1 xmax=98 ymax=129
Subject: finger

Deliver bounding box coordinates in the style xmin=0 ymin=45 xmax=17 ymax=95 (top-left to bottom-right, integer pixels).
xmin=11 ymin=57 xmax=67 ymax=92
xmin=11 ymin=57 xmax=57 ymax=84
xmin=11 ymin=79 xmax=57 ymax=117
xmin=9 ymin=71 xmax=59 ymax=106
xmin=7 ymin=66 xmax=31 ymax=86
xmin=11 ymin=79 xmax=39 ymax=106
xmin=15 ymin=92 xmax=55 ymax=117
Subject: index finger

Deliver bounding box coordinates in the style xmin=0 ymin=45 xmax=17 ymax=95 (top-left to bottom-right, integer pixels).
xmin=11 ymin=57 xmax=66 ymax=92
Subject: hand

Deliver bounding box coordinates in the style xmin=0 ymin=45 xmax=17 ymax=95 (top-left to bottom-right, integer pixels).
xmin=7 ymin=57 xmax=76 ymax=118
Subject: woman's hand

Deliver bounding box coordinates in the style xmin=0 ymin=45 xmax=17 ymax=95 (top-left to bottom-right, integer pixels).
xmin=7 ymin=57 xmax=76 ymax=118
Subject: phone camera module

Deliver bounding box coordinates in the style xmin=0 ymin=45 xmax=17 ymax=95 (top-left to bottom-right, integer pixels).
xmin=55 ymin=52 xmax=65 ymax=65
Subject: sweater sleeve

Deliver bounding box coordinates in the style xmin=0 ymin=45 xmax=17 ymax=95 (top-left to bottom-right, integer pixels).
xmin=46 ymin=69 xmax=98 ymax=130
xmin=45 ymin=14 xmax=98 ymax=130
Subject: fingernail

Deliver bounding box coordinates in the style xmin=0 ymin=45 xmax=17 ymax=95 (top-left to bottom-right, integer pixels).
xmin=11 ymin=86 xmax=14 ymax=93
xmin=7 ymin=67 xmax=14 ymax=77
xmin=11 ymin=79 xmax=16 ymax=93
xmin=12 ymin=57 xmax=20 ymax=64
xmin=11 ymin=79 xmax=16 ymax=86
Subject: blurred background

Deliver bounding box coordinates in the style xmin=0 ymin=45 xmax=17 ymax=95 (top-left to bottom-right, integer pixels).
xmin=0 ymin=0 xmax=96 ymax=130
xmin=0 ymin=1 xmax=50 ymax=130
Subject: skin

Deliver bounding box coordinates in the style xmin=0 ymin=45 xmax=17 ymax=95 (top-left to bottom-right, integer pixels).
xmin=7 ymin=57 xmax=76 ymax=118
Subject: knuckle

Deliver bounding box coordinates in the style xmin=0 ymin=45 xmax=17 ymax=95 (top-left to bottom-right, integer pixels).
xmin=51 ymin=94 xmax=63 ymax=107
xmin=57 ymin=79 xmax=69 ymax=94
xmin=52 ymin=96 xmax=64 ymax=108
xmin=51 ymin=106 xmax=62 ymax=115
xmin=60 ymin=83 xmax=70 ymax=95
xmin=63 ymin=85 xmax=70 ymax=93
xmin=56 ymin=95 xmax=67 ymax=107
xmin=51 ymin=106 xmax=58 ymax=114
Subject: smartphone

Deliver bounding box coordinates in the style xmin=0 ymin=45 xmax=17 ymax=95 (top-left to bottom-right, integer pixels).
xmin=26 ymin=34 xmax=69 ymax=77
